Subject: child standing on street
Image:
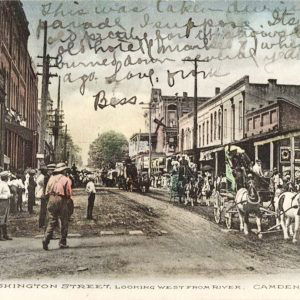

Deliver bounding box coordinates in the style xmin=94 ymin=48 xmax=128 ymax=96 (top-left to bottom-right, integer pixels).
xmin=86 ymin=176 xmax=96 ymax=220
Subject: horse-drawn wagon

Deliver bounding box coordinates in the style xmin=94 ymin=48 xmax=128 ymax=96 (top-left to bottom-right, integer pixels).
xmin=213 ymin=146 xmax=277 ymax=237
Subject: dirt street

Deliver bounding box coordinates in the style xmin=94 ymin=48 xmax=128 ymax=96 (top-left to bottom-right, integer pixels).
xmin=1 ymin=188 xmax=300 ymax=280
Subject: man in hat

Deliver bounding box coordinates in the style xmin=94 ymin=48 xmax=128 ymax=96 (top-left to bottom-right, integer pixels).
xmin=28 ymin=169 xmax=36 ymax=214
xmin=42 ymin=163 xmax=73 ymax=250
xmin=86 ymin=175 xmax=96 ymax=220
xmin=252 ymin=159 xmax=264 ymax=177
xmin=0 ymin=171 xmax=12 ymax=240
xmin=16 ymin=173 xmax=25 ymax=212
xmin=8 ymin=173 xmax=18 ymax=214
xmin=40 ymin=163 xmax=56 ymax=227
xmin=36 ymin=165 xmax=48 ymax=228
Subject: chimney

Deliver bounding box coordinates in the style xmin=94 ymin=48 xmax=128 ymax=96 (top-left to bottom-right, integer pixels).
xmin=183 ymin=92 xmax=187 ymax=98
xmin=268 ymin=79 xmax=277 ymax=85
xmin=215 ymin=87 xmax=220 ymax=95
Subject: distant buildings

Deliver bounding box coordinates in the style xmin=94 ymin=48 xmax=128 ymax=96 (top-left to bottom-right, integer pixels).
xmin=130 ymin=89 xmax=210 ymax=173
xmin=0 ymin=0 xmax=38 ymax=170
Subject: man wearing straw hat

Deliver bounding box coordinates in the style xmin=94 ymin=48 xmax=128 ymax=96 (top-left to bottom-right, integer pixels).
xmin=0 ymin=171 xmax=12 ymax=241
xmin=42 ymin=163 xmax=73 ymax=250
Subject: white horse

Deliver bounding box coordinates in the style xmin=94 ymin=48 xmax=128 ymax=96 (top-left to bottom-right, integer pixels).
xmin=235 ymin=180 xmax=262 ymax=239
xmin=274 ymin=192 xmax=300 ymax=243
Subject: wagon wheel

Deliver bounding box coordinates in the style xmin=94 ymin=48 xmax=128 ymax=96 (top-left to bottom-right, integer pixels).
xmin=214 ymin=192 xmax=222 ymax=224
xmin=225 ymin=212 xmax=232 ymax=229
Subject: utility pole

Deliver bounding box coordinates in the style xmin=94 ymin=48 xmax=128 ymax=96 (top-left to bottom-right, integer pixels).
xmin=182 ymin=58 xmax=208 ymax=167
xmin=148 ymin=102 xmax=152 ymax=177
xmin=53 ymin=76 xmax=61 ymax=161
xmin=63 ymin=124 xmax=68 ymax=163
xmin=37 ymin=20 xmax=58 ymax=166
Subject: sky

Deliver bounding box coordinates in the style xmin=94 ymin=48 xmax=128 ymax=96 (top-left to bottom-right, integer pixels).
xmin=21 ymin=0 xmax=300 ymax=164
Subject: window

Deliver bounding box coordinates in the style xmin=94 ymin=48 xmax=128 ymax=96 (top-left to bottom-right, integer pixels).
xmin=224 ymin=109 xmax=227 ymax=138
xmin=253 ymin=116 xmax=260 ymax=129
xmin=270 ymin=109 xmax=277 ymax=124
xmin=262 ymin=112 xmax=269 ymax=126
xmin=232 ymin=103 xmax=235 ymax=140
xmin=206 ymin=120 xmax=209 ymax=145
xmin=247 ymin=118 xmax=253 ymax=131
xmin=214 ymin=111 xmax=217 ymax=141
xmin=210 ymin=114 xmax=213 ymax=143
xmin=202 ymin=122 xmax=205 ymax=146
xmin=199 ymin=124 xmax=201 ymax=147
xmin=181 ymin=128 xmax=184 ymax=152
xmin=218 ymin=110 xmax=222 ymax=140
xmin=238 ymin=100 xmax=243 ymax=130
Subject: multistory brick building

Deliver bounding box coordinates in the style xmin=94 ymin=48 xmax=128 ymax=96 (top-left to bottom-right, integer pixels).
xmin=0 ymin=0 xmax=38 ymax=170
xmin=179 ymin=76 xmax=300 ymax=178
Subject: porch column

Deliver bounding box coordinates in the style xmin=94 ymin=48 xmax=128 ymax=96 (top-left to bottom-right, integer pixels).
xmin=270 ymin=141 xmax=274 ymax=170
xmin=291 ymin=136 xmax=295 ymax=182
xmin=215 ymin=151 xmax=218 ymax=176
xmin=255 ymin=144 xmax=258 ymax=161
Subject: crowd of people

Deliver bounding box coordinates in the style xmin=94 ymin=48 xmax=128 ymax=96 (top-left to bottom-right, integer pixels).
xmin=0 ymin=162 xmax=99 ymax=249
xmin=166 ymin=152 xmax=300 ymax=207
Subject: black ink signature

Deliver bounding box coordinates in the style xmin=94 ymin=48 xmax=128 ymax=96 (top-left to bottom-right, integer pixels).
xmin=93 ymin=90 xmax=137 ymax=110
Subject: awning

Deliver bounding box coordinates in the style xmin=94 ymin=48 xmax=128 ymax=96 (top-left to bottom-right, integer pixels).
xmin=254 ymin=130 xmax=300 ymax=146
xmin=199 ymin=147 xmax=224 ymax=161
xmin=199 ymin=151 xmax=213 ymax=161
xmin=5 ymin=121 xmax=33 ymax=142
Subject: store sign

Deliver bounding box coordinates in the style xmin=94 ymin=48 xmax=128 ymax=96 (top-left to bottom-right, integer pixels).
xmin=280 ymin=147 xmax=291 ymax=163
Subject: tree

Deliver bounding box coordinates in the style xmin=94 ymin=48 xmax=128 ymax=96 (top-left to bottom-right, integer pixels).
xmin=88 ymin=131 xmax=128 ymax=168
xmin=56 ymin=132 xmax=83 ymax=167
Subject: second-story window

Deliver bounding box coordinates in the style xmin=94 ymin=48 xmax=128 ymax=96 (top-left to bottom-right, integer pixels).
xmin=199 ymin=124 xmax=201 ymax=147
xmin=224 ymin=109 xmax=227 ymax=138
xmin=239 ymin=100 xmax=243 ymax=130
xmin=210 ymin=114 xmax=213 ymax=143
xmin=218 ymin=109 xmax=222 ymax=140
xmin=214 ymin=111 xmax=217 ymax=141
xmin=206 ymin=120 xmax=209 ymax=145
xmin=203 ymin=122 xmax=205 ymax=146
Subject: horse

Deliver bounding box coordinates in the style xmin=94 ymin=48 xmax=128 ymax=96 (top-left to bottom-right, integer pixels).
xmin=274 ymin=191 xmax=300 ymax=243
xmin=235 ymin=179 xmax=263 ymax=238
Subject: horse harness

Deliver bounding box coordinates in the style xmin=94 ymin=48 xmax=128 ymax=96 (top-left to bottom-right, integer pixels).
xmin=278 ymin=192 xmax=300 ymax=216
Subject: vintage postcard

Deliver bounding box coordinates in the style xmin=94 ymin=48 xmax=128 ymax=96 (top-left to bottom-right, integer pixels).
xmin=1 ymin=0 xmax=300 ymax=299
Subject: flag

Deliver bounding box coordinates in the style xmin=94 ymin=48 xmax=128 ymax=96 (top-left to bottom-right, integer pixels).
xmin=225 ymin=147 xmax=236 ymax=192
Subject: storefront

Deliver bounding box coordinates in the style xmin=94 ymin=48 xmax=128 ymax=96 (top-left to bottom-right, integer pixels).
xmin=254 ymin=130 xmax=300 ymax=180
xmin=199 ymin=146 xmax=225 ymax=177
